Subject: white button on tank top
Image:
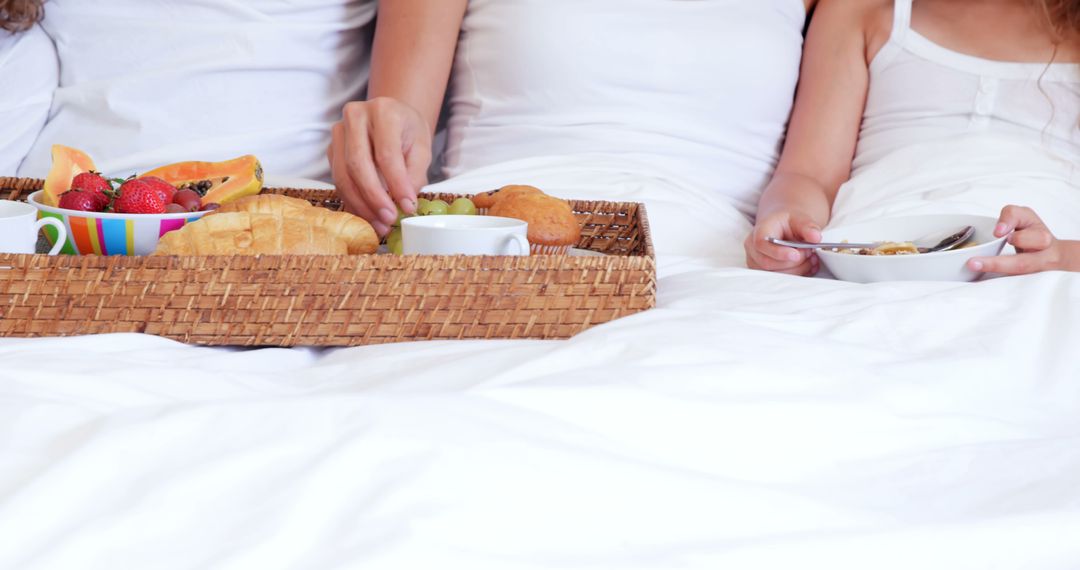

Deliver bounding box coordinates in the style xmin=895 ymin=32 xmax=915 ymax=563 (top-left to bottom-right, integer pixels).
xmin=854 ymin=0 xmax=1080 ymax=174
xmin=444 ymin=0 xmax=808 ymax=217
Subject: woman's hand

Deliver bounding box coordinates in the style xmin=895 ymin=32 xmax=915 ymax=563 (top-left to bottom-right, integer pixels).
xmin=968 ymin=205 xmax=1080 ymax=275
xmin=745 ymin=210 xmax=823 ymax=276
xmin=328 ymin=97 xmax=432 ymax=236
xmin=328 ymin=0 xmax=467 ymax=235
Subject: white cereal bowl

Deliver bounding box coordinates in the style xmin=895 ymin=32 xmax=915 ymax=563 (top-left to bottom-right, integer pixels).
xmin=817 ymin=214 xmax=1008 ymax=283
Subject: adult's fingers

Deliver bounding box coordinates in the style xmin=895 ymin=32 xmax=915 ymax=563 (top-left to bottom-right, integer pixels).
xmin=968 ymin=252 xmax=1046 ymax=276
xmin=330 ymin=123 xmax=389 ymax=236
xmin=1009 ymin=227 xmax=1053 ymax=252
xmin=329 ymin=124 xmax=365 ymax=217
xmin=405 ymin=138 xmax=432 ymax=194
xmin=370 ymin=108 xmax=418 ymax=215
xmin=342 ymin=105 xmax=398 ymax=226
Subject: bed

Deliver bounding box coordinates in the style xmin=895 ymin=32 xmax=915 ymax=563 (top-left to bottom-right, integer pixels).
xmin=2 ymin=136 xmax=1078 ymax=569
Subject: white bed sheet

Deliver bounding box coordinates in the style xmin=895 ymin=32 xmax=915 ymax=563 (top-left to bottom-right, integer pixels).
xmin=2 ymin=137 xmax=1079 ymax=569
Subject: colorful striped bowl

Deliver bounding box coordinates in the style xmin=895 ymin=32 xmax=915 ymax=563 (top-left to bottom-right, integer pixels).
xmin=27 ymin=191 xmax=208 ymax=256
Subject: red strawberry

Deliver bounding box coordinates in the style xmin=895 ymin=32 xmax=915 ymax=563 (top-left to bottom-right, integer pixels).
xmin=58 ymin=190 xmax=104 ymax=212
xmin=70 ymin=171 xmax=112 ymax=210
xmin=138 ymin=176 xmax=176 ymax=204
xmin=114 ymin=179 xmax=167 ymax=214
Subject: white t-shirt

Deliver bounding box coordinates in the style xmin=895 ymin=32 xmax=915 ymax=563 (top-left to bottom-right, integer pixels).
xmin=0 ymin=25 xmax=57 ymax=175
xmin=18 ymin=0 xmax=376 ymax=181
xmin=444 ymin=0 xmax=808 ymax=218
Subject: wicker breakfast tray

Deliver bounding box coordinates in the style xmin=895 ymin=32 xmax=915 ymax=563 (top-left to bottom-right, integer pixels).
xmin=0 ymin=177 xmax=656 ymax=346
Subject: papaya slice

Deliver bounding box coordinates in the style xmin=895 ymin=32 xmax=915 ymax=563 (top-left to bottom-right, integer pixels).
xmin=42 ymin=145 xmax=96 ymax=206
xmin=142 ymin=155 xmax=263 ymax=206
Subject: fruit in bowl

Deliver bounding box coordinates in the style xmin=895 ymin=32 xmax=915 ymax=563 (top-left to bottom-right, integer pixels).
xmin=29 ymin=145 xmax=264 ymax=255
xmin=29 ymin=190 xmax=211 ymax=256
xmin=816 ymin=214 xmax=1009 ymax=283
xmin=41 ymin=145 xmax=262 ymax=209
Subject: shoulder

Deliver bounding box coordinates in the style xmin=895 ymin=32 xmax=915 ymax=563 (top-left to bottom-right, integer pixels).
xmin=809 ymin=0 xmax=890 ymax=30
xmin=808 ymin=0 xmax=894 ymax=63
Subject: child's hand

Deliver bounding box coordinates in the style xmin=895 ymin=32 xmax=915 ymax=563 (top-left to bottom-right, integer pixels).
xmin=968 ymin=205 xmax=1080 ymax=275
xmin=745 ymin=211 xmax=822 ymax=276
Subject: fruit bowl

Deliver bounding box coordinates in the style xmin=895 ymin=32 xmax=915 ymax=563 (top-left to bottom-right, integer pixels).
xmin=27 ymin=190 xmax=209 ymax=256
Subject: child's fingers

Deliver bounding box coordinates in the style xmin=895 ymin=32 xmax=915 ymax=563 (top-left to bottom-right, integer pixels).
xmin=996 ymin=205 xmax=1045 ymax=237
xmin=775 ymin=255 xmax=818 ymax=277
xmin=1008 ymin=228 xmax=1053 ymax=252
xmin=790 ymin=215 xmax=822 ymax=244
xmin=753 ymin=223 xmax=804 ymax=264
xmin=968 ymin=252 xmax=1045 ymax=276
xmin=748 ymin=248 xmax=801 ymax=271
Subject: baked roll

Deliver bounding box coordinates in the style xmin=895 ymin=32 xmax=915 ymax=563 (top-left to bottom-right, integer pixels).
xmin=211 ymin=194 xmax=378 ymax=254
xmin=154 ymin=212 xmax=348 ymax=256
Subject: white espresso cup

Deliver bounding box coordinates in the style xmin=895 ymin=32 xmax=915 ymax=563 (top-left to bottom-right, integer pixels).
xmin=402 ymin=215 xmax=530 ymax=256
xmin=0 ymin=200 xmax=67 ymax=255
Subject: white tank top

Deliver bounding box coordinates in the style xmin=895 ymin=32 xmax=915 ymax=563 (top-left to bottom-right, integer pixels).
xmin=444 ymin=0 xmax=807 ymax=217
xmin=853 ymin=0 xmax=1080 ymax=173
xmin=18 ymin=0 xmax=376 ymax=181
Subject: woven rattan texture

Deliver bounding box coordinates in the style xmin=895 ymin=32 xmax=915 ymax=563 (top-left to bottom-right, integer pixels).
xmin=1 ymin=177 xmax=656 ymax=346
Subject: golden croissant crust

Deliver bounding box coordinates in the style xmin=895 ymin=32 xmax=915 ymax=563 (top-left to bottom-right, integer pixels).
xmin=154 ymin=212 xmax=348 ymax=256
xmin=216 ymin=194 xmax=313 ymax=215
xmin=209 ymin=194 xmax=378 ymax=255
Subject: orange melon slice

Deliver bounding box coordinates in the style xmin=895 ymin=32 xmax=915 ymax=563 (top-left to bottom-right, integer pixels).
xmin=42 ymin=145 xmax=96 ymax=207
xmin=142 ymin=155 xmax=263 ymax=206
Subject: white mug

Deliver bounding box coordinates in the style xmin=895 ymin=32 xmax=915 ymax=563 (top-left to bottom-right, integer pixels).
xmin=402 ymin=215 xmax=530 ymax=256
xmin=0 ymin=200 xmax=67 ymax=255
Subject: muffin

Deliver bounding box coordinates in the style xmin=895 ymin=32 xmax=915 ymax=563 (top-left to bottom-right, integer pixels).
xmin=472 ymin=184 xmax=544 ymax=214
xmin=489 ymin=194 xmax=580 ymax=254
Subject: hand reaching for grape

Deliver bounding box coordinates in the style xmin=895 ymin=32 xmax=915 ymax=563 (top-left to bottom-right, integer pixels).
xmin=327 ymin=97 xmax=433 ymax=236
xmin=745 ymin=210 xmax=823 ymax=276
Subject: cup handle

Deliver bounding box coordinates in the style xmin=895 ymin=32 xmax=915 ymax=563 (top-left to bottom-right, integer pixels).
xmin=505 ymin=234 xmax=530 ymax=256
xmin=35 ymin=218 xmax=67 ymax=255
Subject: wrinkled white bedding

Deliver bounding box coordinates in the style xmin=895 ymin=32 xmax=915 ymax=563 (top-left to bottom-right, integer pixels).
xmin=2 ymin=137 xmax=1079 ymax=569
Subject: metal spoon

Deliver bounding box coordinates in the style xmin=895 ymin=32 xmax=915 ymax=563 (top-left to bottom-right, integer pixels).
xmin=768 ymin=225 xmax=975 ymax=254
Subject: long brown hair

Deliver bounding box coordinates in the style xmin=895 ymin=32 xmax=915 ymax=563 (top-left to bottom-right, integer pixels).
xmin=1034 ymin=0 xmax=1080 ymax=41
xmin=0 ymin=0 xmax=44 ymax=33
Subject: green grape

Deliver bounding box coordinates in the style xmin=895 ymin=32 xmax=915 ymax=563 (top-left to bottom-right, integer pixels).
xmin=386 ymin=227 xmax=403 ymax=255
xmin=393 ymin=207 xmax=412 ymax=227
xmin=418 ymin=199 xmax=449 ymax=216
xmin=448 ymin=197 xmax=478 ymax=216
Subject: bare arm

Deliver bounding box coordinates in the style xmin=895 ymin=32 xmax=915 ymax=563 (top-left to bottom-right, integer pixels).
xmin=745 ymin=0 xmax=877 ymax=274
xmin=329 ymin=0 xmax=467 ymax=234
xmin=368 ymin=0 xmax=467 ymax=132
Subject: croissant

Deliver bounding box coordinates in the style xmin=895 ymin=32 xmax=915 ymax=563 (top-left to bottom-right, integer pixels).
xmin=216 ymin=194 xmax=313 ymax=215
xmin=213 ymin=194 xmax=378 ymax=254
xmin=154 ymin=212 xmax=347 ymax=256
